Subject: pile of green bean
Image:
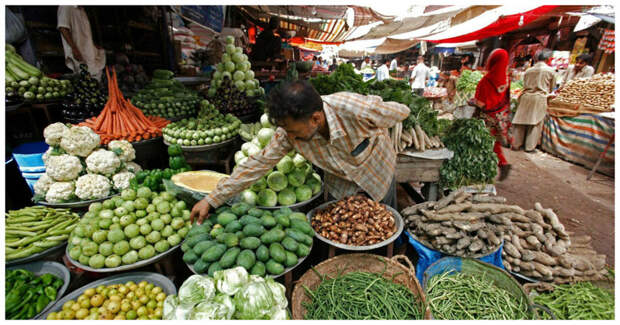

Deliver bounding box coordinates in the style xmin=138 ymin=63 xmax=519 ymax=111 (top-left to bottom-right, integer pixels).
xmin=533 ymin=282 xmax=614 ymax=320
xmin=5 ymin=206 xmax=79 ymax=261
xmin=302 ymin=271 xmax=425 ymax=320
xmin=426 ymin=271 xmax=531 ymax=320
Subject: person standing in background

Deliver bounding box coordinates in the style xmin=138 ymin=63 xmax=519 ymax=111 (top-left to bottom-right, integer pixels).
xmin=360 ymin=57 xmax=372 ymax=70
xmin=469 ymin=49 xmax=513 ymax=181
xmin=512 ymin=49 xmax=556 ymax=152
xmin=390 ymin=57 xmax=398 ymax=71
xmin=57 ymin=6 xmax=106 ymax=80
xmin=250 ymin=17 xmax=282 ymax=62
xmin=376 ymin=59 xmax=390 ymax=82
xmin=410 ymin=56 xmax=429 ymax=96
xmin=560 ymin=53 xmax=594 ymax=88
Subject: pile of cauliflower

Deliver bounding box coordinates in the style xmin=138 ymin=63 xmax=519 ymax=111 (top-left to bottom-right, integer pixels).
xmin=35 ymin=123 xmax=143 ymax=203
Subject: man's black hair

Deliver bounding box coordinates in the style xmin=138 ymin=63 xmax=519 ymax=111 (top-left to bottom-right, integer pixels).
xmin=267 ymin=80 xmax=323 ymax=125
xmin=576 ymin=53 xmax=592 ymax=65
xmin=537 ymin=48 xmax=553 ymax=62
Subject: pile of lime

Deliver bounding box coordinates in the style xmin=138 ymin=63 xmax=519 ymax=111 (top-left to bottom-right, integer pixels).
xmin=67 ymin=187 xmax=191 ymax=269
xmin=46 ymin=280 xmax=167 ymax=320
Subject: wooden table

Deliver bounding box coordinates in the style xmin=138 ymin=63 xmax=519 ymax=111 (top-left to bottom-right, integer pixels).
xmin=395 ymin=150 xmax=451 ymax=202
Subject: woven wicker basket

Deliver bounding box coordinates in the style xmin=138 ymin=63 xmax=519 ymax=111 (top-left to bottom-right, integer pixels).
xmin=291 ymin=253 xmax=431 ymax=320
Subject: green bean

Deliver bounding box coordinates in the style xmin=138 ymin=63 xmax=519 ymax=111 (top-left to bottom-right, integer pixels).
xmin=533 ymin=282 xmax=614 ymax=320
xmin=426 ymin=271 xmax=530 ymax=320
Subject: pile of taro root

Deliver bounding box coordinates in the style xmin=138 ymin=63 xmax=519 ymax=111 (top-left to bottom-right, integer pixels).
xmin=311 ymin=195 xmax=396 ymax=246
xmin=402 ymin=189 xmax=608 ymax=283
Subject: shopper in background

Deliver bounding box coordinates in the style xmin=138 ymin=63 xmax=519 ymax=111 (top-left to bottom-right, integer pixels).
xmin=390 ymin=57 xmax=398 ymax=71
xmin=376 ymin=59 xmax=390 ymax=82
xmin=560 ymin=53 xmax=594 ymax=88
xmin=460 ymin=53 xmax=475 ymax=72
xmin=410 ymin=56 xmax=430 ymax=96
xmin=190 ymin=80 xmax=409 ymax=224
xmin=469 ymin=49 xmax=513 ymax=181
xmin=360 ymin=57 xmax=372 ymax=70
xmin=250 ymin=17 xmax=282 ymax=62
xmin=512 ymin=49 xmax=556 ymax=152
xmin=57 ymin=6 xmax=106 ymax=80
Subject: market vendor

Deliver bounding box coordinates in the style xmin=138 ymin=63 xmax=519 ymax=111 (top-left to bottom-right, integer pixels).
xmin=512 ymin=49 xmax=557 ymax=152
xmin=559 ymin=54 xmax=594 ymax=88
xmin=191 ymin=80 xmax=409 ymax=224
xmin=250 ymin=17 xmax=282 ymax=62
xmin=57 ymin=6 xmax=105 ymax=80
xmin=410 ymin=56 xmax=430 ymax=96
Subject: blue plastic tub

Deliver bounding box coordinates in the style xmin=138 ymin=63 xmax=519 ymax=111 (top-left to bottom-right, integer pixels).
xmin=405 ymin=231 xmax=504 ymax=284
xmin=12 ymin=142 xmax=49 ymax=173
xmin=22 ymin=171 xmax=45 ymax=193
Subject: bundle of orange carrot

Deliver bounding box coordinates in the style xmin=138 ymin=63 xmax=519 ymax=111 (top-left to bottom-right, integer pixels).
xmin=79 ymin=67 xmax=170 ymax=144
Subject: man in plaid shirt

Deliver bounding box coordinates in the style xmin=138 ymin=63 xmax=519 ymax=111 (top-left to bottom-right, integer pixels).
xmin=191 ymin=80 xmax=410 ymax=224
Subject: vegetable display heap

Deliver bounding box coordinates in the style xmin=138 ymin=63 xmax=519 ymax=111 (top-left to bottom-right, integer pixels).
xmin=129 ymin=144 xmax=191 ymax=193
xmin=5 ymin=269 xmax=64 ymax=319
xmin=79 ymin=67 xmax=170 ymax=144
xmin=162 ymin=99 xmax=241 ymax=146
xmin=456 ymin=70 xmax=484 ymax=94
xmin=5 ymin=206 xmax=80 ymax=261
xmin=426 ymin=271 xmax=530 ymax=320
xmin=552 ymin=73 xmax=615 ymax=111
xmin=46 ymin=280 xmax=168 ymax=320
xmin=163 ymin=268 xmax=289 ymax=320
xmin=132 ymin=69 xmax=202 ymax=119
xmin=312 ymin=195 xmax=397 ymax=246
xmin=532 ymin=281 xmax=614 ymax=320
xmin=207 ymin=36 xmax=264 ymax=117
xmin=62 ymin=64 xmax=107 ymax=123
xmin=182 ymin=204 xmax=313 ymax=277
xmin=66 ymin=188 xmax=192 ymax=269
xmin=302 ymin=270 xmax=425 ymax=320
xmin=234 ymin=114 xmax=322 ymax=207
xmin=5 ymin=44 xmax=72 ymax=102
xmin=34 ymin=123 xmax=142 ymax=203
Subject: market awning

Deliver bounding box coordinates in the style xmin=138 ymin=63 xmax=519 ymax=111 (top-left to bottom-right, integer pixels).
xmin=373 ymin=38 xmax=420 ymax=54
xmin=419 ymin=5 xmax=559 ymax=43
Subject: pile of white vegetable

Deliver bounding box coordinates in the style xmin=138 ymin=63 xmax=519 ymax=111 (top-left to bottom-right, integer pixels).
xmin=163 ymin=267 xmax=289 ymax=320
xmin=233 ymin=114 xmax=322 ymax=207
xmin=34 ymin=123 xmax=142 ymax=203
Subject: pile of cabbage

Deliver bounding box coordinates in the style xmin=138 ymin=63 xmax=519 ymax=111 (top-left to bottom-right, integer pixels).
xmin=33 ymin=123 xmax=142 ymax=203
xmin=163 ymin=267 xmax=289 ymax=320
xmin=234 ymin=114 xmax=322 ymax=207
xmin=207 ymin=36 xmax=264 ymax=98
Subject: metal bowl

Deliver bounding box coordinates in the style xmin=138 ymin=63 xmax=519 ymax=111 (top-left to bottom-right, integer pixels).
xmin=306 ymin=200 xmax=404 ymax=251
xmin=36 ymin=194 xmax=119 ymax=209
xmin=65 ymin=244 xmax=180 ymax=273
xmin=6 ymin=242 xmax=67 ymax=267
xmin=7 ymin=261 xmax=71 ymax=319
xmin=227 ymin=183 xmax=324 ymax=211
xmin=164 ymin=136 xmax=239 ymax=152
xmin=37 ymin=272 xmax=177 ymax=319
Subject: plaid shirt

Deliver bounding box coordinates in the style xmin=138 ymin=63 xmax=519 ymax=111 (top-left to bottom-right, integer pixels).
xmin=205 ymin=92 xmax=410 ymax=208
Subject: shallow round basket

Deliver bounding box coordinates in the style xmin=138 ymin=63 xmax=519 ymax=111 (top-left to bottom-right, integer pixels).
xmin=6 ymin=242 xmax=67 ymax=267
xmin=7 ymin=261 xmax=71 ymax=319
xmin=37 ymin=194 xmax=119 ymax=209
xmin=38 ymin=272 xmax=177 ymax=319
xmin=65 ymin=244 xmax=180 ymax=273
xmin=306 ymin=201 xmax=404 ymax=251
xmin=291 ymin=253 xmax=431 ymax=320
xmin=164 ymin=136 xmax=238 ymax=152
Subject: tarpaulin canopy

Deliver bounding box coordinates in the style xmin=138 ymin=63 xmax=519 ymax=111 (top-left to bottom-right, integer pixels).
xmin=373 ymin=38 xmax=420 ymax=54
xmin=419 ymin=5 xmax=559 ymax=43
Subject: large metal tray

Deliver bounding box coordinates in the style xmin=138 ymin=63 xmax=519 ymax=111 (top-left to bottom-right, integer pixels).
xmin=185 ymin=241 xmax=312 ymax=279
xmin=7 ymin=261 xmax=71 ymax=319
xmin=307 ymin=201 xmax=404 ymax=251
xmin=65 ymin=244 xmax=180 ymax=273
xmin=37 ymin=194 xmax=119 ymax=209
xmin=227 ymin=183 xmax=324 ymax=211
xmin=164 ymin=135 xmax=239 ymax=152
xmin=6 ymin=242 xmax=67 ymax=267
xmin=38 ymin=272 xmax=177 ymax=320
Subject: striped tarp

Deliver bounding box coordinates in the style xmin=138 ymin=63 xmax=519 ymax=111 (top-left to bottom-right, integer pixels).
xmin=541 ymin=113 xmax=615 ymax=176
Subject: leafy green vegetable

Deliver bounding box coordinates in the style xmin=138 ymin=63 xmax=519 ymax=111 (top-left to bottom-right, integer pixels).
xmin=456 ymin=70 xmax=483 ymax=93
xmin=310 ymin=63 xmax=368 ymax=95
xmin=439 ymin=119 xmax=498 ymax=189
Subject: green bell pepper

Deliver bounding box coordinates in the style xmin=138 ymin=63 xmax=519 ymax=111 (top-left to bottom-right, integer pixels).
xmin=35 ymin=294 xmax=51 ymax=314
xmin=168 ymin=144 xmax=183 ymax=157
xmin=169 ymin=156 xmax=185 ymax=169
xmin=45 ymin=286 xmax=58 ymax=301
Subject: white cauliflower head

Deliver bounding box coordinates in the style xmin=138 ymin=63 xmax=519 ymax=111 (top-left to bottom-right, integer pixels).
xmin=45 ymin=182 xmax=75 ymax=203
xmin=86 ymin=149 xmax=122 ymax=176
xmin=42 ymin=147 xmax=53 ymax=164
xmin=108 ymin=140 xmax=136 ymax=162
xmin=60 ymin=126 xmax=100 ymax=157
xmin=46 ymin=154 xmax=83 ymax=181
xmin=43 ymin=122 xmax=69 ymax=146
xmin=123 ymin=162 xmax=142 ymax=173
xmin=75 ymin=174 xmax=112 ymax=200
xmin=112 ymin=172 xmax=135 ymax=191
xmin=33 ymin=174 xmax=55 ymax=195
